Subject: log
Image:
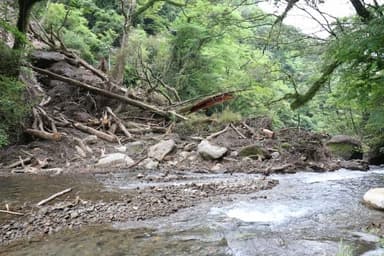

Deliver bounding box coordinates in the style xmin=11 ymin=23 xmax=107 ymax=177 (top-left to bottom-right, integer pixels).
xmin=29 ymin=66 xmax=187 ymax=121
xmin=73 ymin=123 xmax=117 ymax=142
xmin=37 ymin=188 xmax=72 ymax=206
xmin=26 ymin=129 xmax=62 ymax=141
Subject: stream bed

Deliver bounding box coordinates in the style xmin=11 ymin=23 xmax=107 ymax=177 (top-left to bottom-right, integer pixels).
xmin=1 ymin=167 xmax=384 ymax=256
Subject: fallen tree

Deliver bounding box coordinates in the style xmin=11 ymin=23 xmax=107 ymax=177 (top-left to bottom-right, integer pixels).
xmin=29 ymin=65 xmax=187 ymax=121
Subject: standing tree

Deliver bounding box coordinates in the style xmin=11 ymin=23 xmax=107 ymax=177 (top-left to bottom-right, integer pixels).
xmin=14 ymin=0 xmax=43 ymax=49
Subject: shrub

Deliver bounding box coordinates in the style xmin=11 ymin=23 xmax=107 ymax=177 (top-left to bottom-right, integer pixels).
xmin=0 ymin=75 xmax=27 ymax=147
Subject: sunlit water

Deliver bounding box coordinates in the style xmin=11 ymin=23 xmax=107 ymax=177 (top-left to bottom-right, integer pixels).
xmin=1 ymin=167 xmax=384 ymax=256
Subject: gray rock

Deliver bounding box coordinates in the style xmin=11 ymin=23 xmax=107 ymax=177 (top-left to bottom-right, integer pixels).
xmin=148 ymin=139 xmax=176 ymax=161
xmin=141 ymin=158 xmax=159 ymax=169
xmin=239 ymin=144 xmax=271 ymax=160
xmin=211 ymin=163 xmax=223 ymax=171
xmin=339 ymin=160 xmax=369 ymax=171
xmin=271 ymin=151 xmax=280 ymax=159
xmin=96 ymin=153 xmax=134 ymax=167
xmin=363 ymin=188 xmax=384 ymax=210
xmin=114 ymin=145 xmax=127 ymax=152
xmin=126 ymin=141 xmax=145 ymax=155
xmin=31 ymin=51 xmax=66 ymax=68
xmin=183 ymin=143 xmax=196 ymax=151
xmin=197 ymin=140 xmax=227 ymax=160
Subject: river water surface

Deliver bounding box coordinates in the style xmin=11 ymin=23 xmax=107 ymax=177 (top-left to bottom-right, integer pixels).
xmin=1 ymin=167 xmax=384 ymax=256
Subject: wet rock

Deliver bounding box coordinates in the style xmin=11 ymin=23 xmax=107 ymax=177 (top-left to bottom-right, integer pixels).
xmin=326 ymin=135 xmax=362 ymax=160
xmin=339 ymin=160 xmax=369 ymax=171
xmin=368 ymin=144 xmax=384 ymax=165
xmin=239 ymin=144 xmax=271 ymax=160
xmin=363 ymin=188 xmax=384 ymax=210
xmin=148 ymin=139 xmax=176 ymax=161
xmin=197 ymin=140 xmax=228 ymax=160
xmin=96 ymin=153 xmax=134 ymax=167
xmin=140 ymin=158 xmax=159 ymax=169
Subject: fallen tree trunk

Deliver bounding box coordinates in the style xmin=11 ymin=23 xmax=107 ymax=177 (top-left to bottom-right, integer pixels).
xmin=73 ymin=123 xmax=118 ymax=142
xmin=29 ymin=66 xmax=187 ymax=121
xmin=26 ymin=128 xmax=62 ymax=141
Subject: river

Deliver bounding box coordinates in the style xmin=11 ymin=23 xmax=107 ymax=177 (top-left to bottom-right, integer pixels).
xmin=1 ymin=167 xmax=384 ymax=255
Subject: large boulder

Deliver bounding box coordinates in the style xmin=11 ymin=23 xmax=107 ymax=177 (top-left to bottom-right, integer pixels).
xmin=239 ymin=144 xmax=271 ymax=160
xmin=363 ymin=188 xmax=384 ymax=210
xmin=326 ymin=135 xmax=362 ymax=160
xmin=148 ymin=139 xmax=176 ymax=161
xmin=197 ymin=140 xmax=227 ymax=160
xmin=368 ymin=143 xmax=384 ymax=165
xmin=96 ymin=153 xmax=134 ymax=167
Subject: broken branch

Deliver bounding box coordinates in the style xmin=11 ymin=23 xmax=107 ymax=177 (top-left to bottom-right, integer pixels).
xmin=37 ymin=188 xmax=72 ymax=206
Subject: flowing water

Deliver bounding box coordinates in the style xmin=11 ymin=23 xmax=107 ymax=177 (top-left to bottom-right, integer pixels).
xmin=1 ymin=167 xmax=384 ymax=256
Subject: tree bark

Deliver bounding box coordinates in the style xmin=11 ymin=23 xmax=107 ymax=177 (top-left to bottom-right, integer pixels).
xmin=14 ymin=0 xmax=43 ymax=49
xmin=349 ymin=0 xmax=372 ymax=21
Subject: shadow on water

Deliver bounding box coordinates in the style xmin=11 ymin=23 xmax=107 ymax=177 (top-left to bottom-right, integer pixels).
xmin=1 ymin=168 xmax=384 ymax=255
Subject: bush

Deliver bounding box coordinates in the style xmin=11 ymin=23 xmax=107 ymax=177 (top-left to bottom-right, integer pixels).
xmin=0 ymin=75 xmax=27 ymax=147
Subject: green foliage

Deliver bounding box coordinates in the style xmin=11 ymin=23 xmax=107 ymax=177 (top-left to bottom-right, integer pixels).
xmin=0 ymin=41 xmax=21 ymax=77
xmin=0 ymin=75 xmax=27 ymax=147
xmin=214 ymin=108 xmax=242 ymax=124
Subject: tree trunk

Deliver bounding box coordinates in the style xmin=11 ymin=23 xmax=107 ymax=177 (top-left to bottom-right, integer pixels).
xmin=14 ymin=0 xmax=43 ymax=49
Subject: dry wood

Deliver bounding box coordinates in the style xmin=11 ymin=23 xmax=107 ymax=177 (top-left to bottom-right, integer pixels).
xmin=73 ymin=137 xmax=93 ymax=154
xmin=26 ymin=129 xmax=62 ymax=141
xmin=6 ymin=157 xmax=32 ymax=169
xmin=106 ymin=107 xmax=132 ymax=138
xmin=242 ymin=121 xmax=256 ymax=135
xmin=75 ymin=145 xmax=87 ymax=158
xmin=0 ymin=209 xmax=24 ymax=216
xmin=30 ymin=66 xmax=187 ymax=121
xmin=206 ymin=125 xmax=230 ymax=140
xmin=127 ymin=127 xmax=167 ymax=134
xmin=74 ymin=123 xmax=118 ymax=142
xmin=37 ymin=188 xmax=72 ymax=206
xmin=108 ymin=123 xmax=118 ymax=134
xmin=230 ymin=123 xmax=247 ymax=139
xmin=261 ymin=128 xmax=275 ymax=139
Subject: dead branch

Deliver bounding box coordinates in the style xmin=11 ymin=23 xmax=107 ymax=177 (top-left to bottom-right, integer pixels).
xmin=29 ymin=66 xmax=187 ymax=121
xmin=73 ymin=123 xmax=118 ymax=142
xmin=37 ymin=188 xmax=72 ymax=206
xmin=106 ymin=107 xmax=132 ymax=138
xmin=206 ymin=125 xmax=230 ymax=140
xmin=242 ymin=121 xmax=256 ymax=136
xmin=230 ymin=123 xmax=247 ymax=139
xmin=0 ymin=209 xmax=24 ymax=216
xmin=26 ymin=129 xmax=62 ymax=141
xmin=6 ymin=157 xmax=32 ymax=169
